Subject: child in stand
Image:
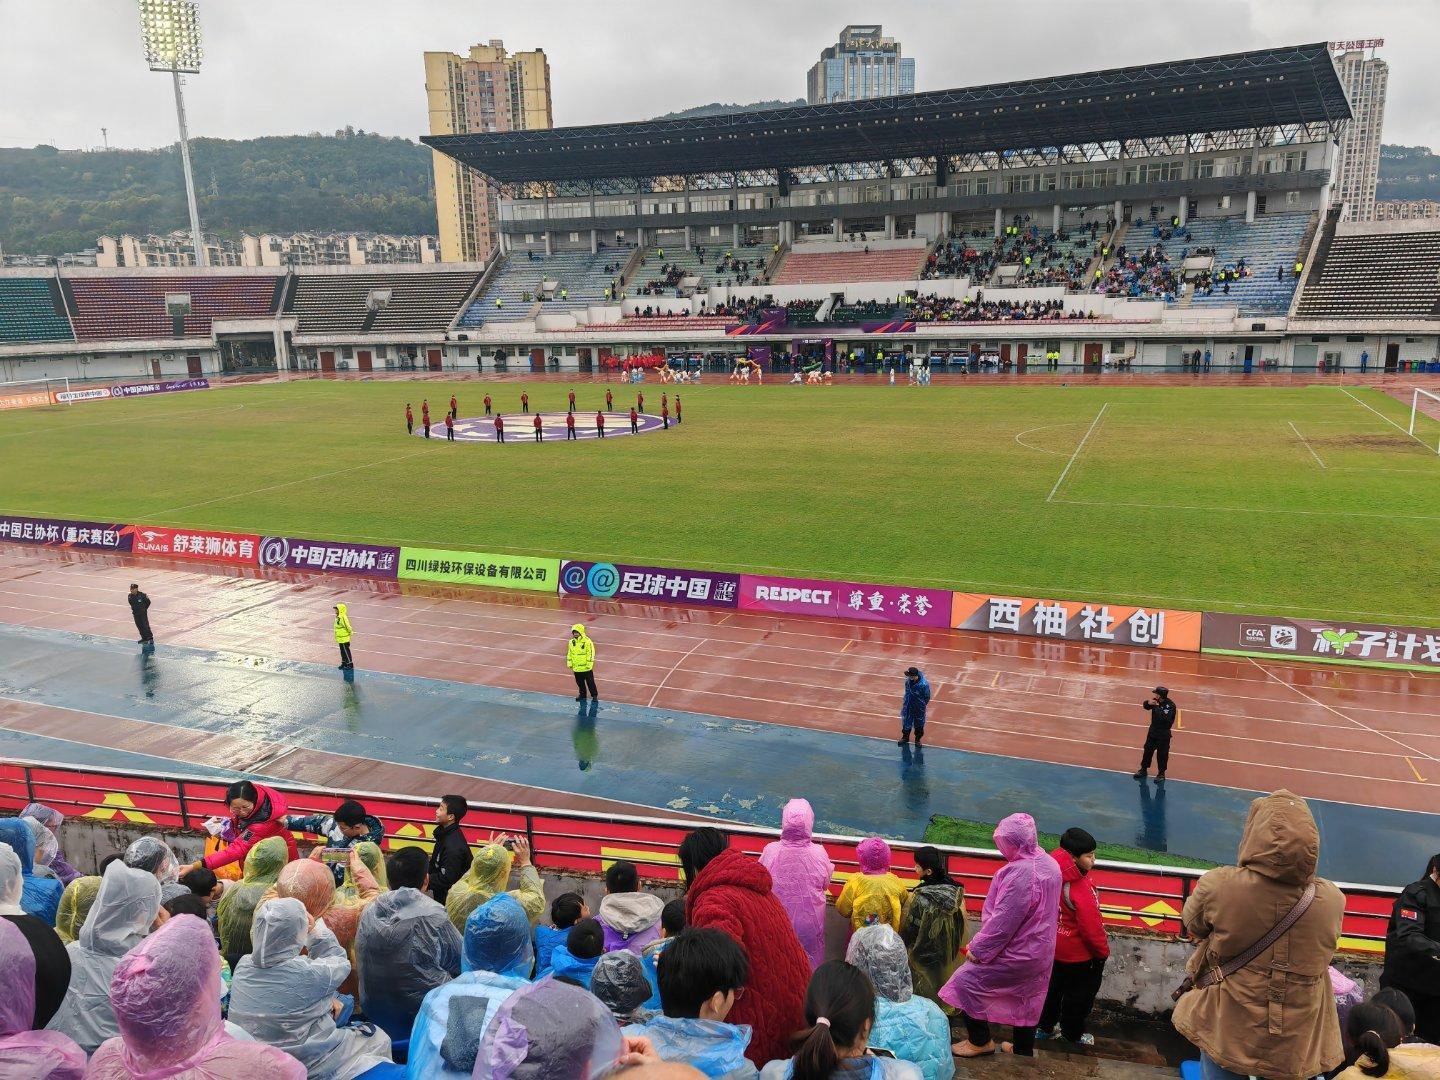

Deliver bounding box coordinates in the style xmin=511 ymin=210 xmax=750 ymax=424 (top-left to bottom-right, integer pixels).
xmin=535 ymin=892 xmax=588 ymax=979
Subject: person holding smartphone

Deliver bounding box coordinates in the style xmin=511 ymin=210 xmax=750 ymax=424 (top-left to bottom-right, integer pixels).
xmin=1133 ymin=686 xmax=1177 ymax=782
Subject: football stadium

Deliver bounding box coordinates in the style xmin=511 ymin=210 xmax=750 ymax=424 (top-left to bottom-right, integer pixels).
xmin=2 ymin=16 xmax=1440 ymax=1077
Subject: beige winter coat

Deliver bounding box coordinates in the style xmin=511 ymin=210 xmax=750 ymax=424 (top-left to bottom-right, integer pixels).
xmin=1171 ymin=790 xmax=1345 ymax=1080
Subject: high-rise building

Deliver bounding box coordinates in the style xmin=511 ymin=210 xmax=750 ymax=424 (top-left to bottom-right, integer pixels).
xmin=1329 ymin=43 xmax=1387 ymax=222
xmin=425 ymin=40 xmax=552 ymax=263
xmin=1374 ymin=199 xmax=1440 ymax=222
xmin=806 ymin=25 xmax=915 ymax=105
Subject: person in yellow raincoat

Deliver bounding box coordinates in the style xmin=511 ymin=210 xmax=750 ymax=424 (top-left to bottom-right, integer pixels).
xmin=836 ymin=836 xmax=911 ymax=932
xmin=566 ymin=623 xmax=598 ymax=702
xmin=444 ymin=835 xmax=545 ymax=934
xmin=334 ymin=604 xmax=354 ymax=670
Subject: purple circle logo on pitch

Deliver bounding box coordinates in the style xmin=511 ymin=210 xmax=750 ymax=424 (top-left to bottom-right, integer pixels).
xmin=413 ymin=411 xmax=667 ymax=443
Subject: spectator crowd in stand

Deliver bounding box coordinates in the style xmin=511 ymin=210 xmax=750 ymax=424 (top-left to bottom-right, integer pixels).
xmin=909 ymin=294 xmax=1097 ymax=323
xmin=1 ymin=781 xmax=1437 ymax=1079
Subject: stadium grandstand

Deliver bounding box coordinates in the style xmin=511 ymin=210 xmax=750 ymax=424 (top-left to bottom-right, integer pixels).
xmin=3 ymin=42 xmax=1439 ymax=384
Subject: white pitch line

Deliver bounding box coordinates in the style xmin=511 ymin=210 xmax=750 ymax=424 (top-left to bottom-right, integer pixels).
xmin=1046 ymin=403 xmax=1108 ymax=503
xmin=1341 ymin=387 xmax=1440 ymax=456
xmin=1288 ymin=420 xmax=1327 ymax=469
xmin=646 ymin=640 xmax=705 ymax=708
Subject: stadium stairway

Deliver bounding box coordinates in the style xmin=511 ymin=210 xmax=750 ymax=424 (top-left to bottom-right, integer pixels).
xmin=632 ymin=245 xmax=710 ymax=293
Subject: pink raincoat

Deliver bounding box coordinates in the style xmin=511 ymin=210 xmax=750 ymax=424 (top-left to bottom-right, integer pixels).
xmin=0 ymin=916 xmax=86 ymax=1079
xmin=759 ymin=799 xmax=835 ymax=969
xmin=939 ymin=813 xmax=1060 ymax=1028
xmin=85 ymin=914 xmax=305 ymax=1080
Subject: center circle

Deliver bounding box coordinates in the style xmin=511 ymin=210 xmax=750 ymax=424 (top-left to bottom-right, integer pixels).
xmin=412 ymin=411 xmax=668 ymax=443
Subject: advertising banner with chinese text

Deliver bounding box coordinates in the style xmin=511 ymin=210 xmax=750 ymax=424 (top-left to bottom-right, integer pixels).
xmin=259 ymin=536 xmax=399 ymax=580
xmin=131 ymin=526 xmax=259 ymax=566
xmin=399 ymin=547 xmax=559 ymax=593
xmin=0 ymin=515 xmax=132 ymax=551
xmin=1202 ymin=612 xmax=1440 ymax=671
xmin=0 ymin=390 xmax=56 ymax=410
xmin=109 ymin=378 xmax=210 ymax=399
xmin=560 ymin=560 xmax=739 ymax=608
xmin=951 ymin=594 xmax=1201 ymax=652
xmin=739 ymin=574 xmax=950 ymax=628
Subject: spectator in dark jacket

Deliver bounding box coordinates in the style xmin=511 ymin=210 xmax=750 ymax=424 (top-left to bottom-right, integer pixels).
xmin=1380 ymin=853 xmax=1440 ymax=1043
xmin=681 ymin=827 xmax=811 ymax=1067
xmin=898 ymin=667 xmax=931 ymax=746
xmin=428 ymin=794 xmax=471 ymax=905
xmin=1037 ymin=828 xmax=1109 ymax=1047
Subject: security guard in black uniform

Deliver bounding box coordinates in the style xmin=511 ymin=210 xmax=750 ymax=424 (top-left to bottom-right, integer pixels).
xmin=1381 ymin=854 xmax=1440 ymax=1043
xmin=1133 ymin=686 xmax=1177 ymax=782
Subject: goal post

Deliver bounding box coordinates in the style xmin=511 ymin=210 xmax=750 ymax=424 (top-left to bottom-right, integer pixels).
xmin=1408 ymin=388 xmax=1440 ymax=453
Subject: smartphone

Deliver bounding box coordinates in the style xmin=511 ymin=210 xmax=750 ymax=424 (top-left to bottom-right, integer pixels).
xmin=501 ymin=839 xmax=516 ymax=852
xmin=320 ymin=848 xmax=349 ymax=864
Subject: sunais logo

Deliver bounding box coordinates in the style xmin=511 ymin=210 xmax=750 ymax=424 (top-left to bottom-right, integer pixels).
xmin=133 ymin=529 xmax=172 ymax=555
xmin=753 ymin=585 xmax=832 ymax=605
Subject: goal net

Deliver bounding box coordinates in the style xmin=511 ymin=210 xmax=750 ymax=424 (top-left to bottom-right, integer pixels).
xmin=1407 ymin=388 xmax=1440 ymax=454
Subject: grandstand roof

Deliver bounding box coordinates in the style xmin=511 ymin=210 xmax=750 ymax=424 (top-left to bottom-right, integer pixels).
xmin=423 ymin=43 xmax=1350 ymax=184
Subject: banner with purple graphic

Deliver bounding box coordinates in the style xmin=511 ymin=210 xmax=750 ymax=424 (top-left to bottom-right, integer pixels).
xmin=258 ymin=536 xmax=400 ymax=579
xmin=739 ymin=574 xmax=950 ymax=628
xmin=560 ymin=560 xmax=739 ymax=608
xmin=109 ymin=379 xmax=210 ymax=399
xmin=746 ymin=346 xmax=772 ymax=366
xmin=0 ymin=515 xmax=132 ymax=551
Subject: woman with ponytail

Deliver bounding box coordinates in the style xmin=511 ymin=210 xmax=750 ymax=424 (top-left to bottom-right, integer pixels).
xmin=760 ymin=961 xmax=921 ymax=1079
xmin=1333 ymin=999 xmax=1440 ymax=1078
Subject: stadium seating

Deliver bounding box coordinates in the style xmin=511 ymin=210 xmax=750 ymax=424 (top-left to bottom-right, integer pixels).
xmin=770 ymin=245 xmax=925 ymax=285
xmin=1296 ymin=228 xmax=1440 ymax=319
xmin=1145 ymin=213 xmax=1311 ymax=314
xmin=603 ymin=315 xmax=735 ymax=330
xmin=285 ymin=270 xmax=482 ymax=335
xmin=830 ymin=299 xmax=907 ymax=324
xmin=634 ymin=246 xmax=710 ymax=293
xmin=0 ymin=278 xmax=74 ymax=344
xmin=65 ymin=275 xmax=282 ymax=341
xmin=459 ymin=251 xmax=618 ymax=327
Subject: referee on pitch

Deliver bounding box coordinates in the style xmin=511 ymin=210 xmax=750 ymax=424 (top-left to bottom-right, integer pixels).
xmin=1133 ymin=686 xmax=1177 ymax=782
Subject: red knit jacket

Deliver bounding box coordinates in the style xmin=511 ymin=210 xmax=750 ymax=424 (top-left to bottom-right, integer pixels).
xmin=685 ymin=848 xmax=811 ymax=1066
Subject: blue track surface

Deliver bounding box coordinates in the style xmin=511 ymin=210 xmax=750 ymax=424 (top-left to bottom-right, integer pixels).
xmin=0 ymin=625 xmax=1429 ymax=885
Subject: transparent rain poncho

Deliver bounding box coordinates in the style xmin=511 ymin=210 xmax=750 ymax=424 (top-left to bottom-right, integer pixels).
xmin=216 ymin=836 xmax=288 ymax=964
xmin=124 ymin=836 xmax=182 ymax=885
xmin=476 ymin=976 xmax=625 ymax=1079
xmin=0 ymin=818 xmax=62 ymax=925
xmin=758 ymin=798 xmax=835 ymax=970
xmin=463 ymin=893 xmax=535 ymax=979
xmin=901 ymin=879 xmax=966 ymax=1005
xmin=228 ymin=897 xmax=392 ymax=1079
xmin=275 ymin=858 xmax=336 ymax=918
xmin=621 ymin=1015 xmax=757 ymax=1079
xmin=54 ymin=875 xmax=102 ymax=945
xmin=23 ymin=817 xmax=59 ymax=879
xmin=21 ymin=803 xmax=80 ymax=886
xmin=446 ymin=843 xmax=545 ymax=934
xmin=590 ymin=950 xmax=653 ymax=1022
xmin=408 ymin=969 xmax=526 ymax=1080
xmin=84 ymin=913 xmax=306 ymax=1080
xmin=0 ymin=916 xmax=87 ymax=1080
xmin=356 ymin=886 xmax=463 ymax=1042
xmin=336 ymin=840 xmax=387 ymax=904
xmin=847 ymin=925 xmax=955 ymax=1080
xmin=46 ymin=861 xmax=162 ymax=1052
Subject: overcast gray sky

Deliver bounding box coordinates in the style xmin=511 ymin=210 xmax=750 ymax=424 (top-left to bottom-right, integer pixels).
xmin=0 ymin=0 xmax=1434 ymax=150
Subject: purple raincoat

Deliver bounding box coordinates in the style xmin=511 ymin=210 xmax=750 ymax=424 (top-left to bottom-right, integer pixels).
xmin=938 ymin=813 xmax=1059 ymax=1028
xmin=0 ymin=916 xmax=86 ymax=1079
xmin=759 ymin=799 xmax=835 ymax=970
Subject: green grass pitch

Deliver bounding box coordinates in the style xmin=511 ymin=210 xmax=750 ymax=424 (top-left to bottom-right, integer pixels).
xmin=2 ymin=379 xmax=1438 ymax=624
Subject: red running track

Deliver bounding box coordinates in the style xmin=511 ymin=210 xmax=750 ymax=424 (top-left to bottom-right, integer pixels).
xmin=0 ymin=544 xmax=1437 ymax=817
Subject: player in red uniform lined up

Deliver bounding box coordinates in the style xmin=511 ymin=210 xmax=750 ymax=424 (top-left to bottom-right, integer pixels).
xmin=534 ymin=413 xmax=543 ymax=443
xmin=629 ymin=406 xmax=639 ymax=434
xmin=450 ymin=393 xmax=458 ymax=419
xmin=605 ymin=387 xmax=614 ymax=410
xmin=565 ymin=411 xmax=577 ymax=441
xmin=445 ymin=412 xmax=455 ymax=441
xmin=596 ymin=411 xmax=606 ymax=438
xmin=405 ymin=403 xmax=413 ymax=434
xmin=484 ymin=393 xmax=493 ymax=416
xmin=661 ymin=401 xmax=669 ymax=430
xmin=637 ymin=390 xmax=645 ymax=413
xmin=568 ymin=389 xmax=576 ymax=413
xmin=675 ymin=395 xmax=682 ymax=424
xmin=521 ymin=391 xmax=530 ymax=414
xmin=494 ymin=414 xmax=505 ymax=443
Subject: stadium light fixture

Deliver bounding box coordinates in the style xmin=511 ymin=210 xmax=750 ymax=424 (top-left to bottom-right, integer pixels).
xmin=138 ymin=0 xmax=207 ymax=267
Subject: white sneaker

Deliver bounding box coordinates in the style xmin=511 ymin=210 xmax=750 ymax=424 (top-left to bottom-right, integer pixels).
xmin=1075 ymin=1033 xmax=1095 ymax=1047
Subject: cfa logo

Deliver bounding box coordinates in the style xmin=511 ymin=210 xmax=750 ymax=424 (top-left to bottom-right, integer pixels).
xmin=586 ymin=563 xmax=620 ymax=598
xmin=258 ymin=536 xmax=290 ymax=568
xmin=1241 ymin=622 xmax=1297 ymax=650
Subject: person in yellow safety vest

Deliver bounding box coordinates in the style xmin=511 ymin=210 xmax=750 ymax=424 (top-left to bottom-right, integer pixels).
xmin=1024 ymin=255 xmax=1032 ymax=267
xmin=333 ymin=604 xmax=354 ymax=671
xmin=567 ymin=624 xmax=598 ymax=702
xmin=1293 ymin=261 xmax=1304 ymax=278
xmin=560 ymin=288 xmax=568 ymax=300
xmin=495 ymin=298 xmax=503 ymax=309
xmin=605 ymin=288 xmax=611 ymax=301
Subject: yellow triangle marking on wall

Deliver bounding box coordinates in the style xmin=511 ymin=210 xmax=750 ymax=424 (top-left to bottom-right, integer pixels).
xmin=82 ymin=793 xmax=155 ymax=825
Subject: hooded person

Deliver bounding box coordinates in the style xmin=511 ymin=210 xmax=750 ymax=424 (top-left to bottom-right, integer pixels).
xmin=123 ymin=836 xmax=182 ymax=899
xmin=847 ymin=925 xmax=955 ymax=1080
xmin=229 ymin=897 xmax=394 ymax=1079
xmin=85 ymin=914 xmax=306 ymax=1080
xmin=20 ymin=804 xmax=82 ymax=886
xmin=0 ymin=842 xmax=71 ymax=1031
xmin=567 ymin=623 xmax=599 ymax=702
xmin=216 ymin=835 xmax=288 ymax=970
xmin=322 ymin=843 xmax=386 ymax=986
xmin=356 ymin=874 xmax=463 ymax=1045
xmin=54 ymin=875 xmax=102 ymax=945
xmin=0 ymin=916 xmax=86 ymax=1080
xmin=337 ymin=840 xmax=388 ymax=903
xmin=200 ymin=779 xmax=298 ymax=874
xmin=46 ymin=860 xmax=163 ymax=1052
xmin=407 ymin=893 xmax=533 ymax=1080
xmin=1171 ymin=790 xmax=1346 ymax=1080
xmin=445 ymin=840 xmax=544 ymax=934
xmin=592 ymin=950 xmax=656 ymax=1024
xmin=940 ymin=813 xmax=1061 ymax=1059
xmin=476 ymin=976 xmax=627 ymax=1079
xmin=901 ymin=848 xmax=966 ymax=1007
xmin=273 ymin=856 xmax=338 ymax=920
xmin=680 ymin=828 xmax=810 ymax=1067
xmin=23 ymin=817 xmax=60 ymax=881
xmin=836 ymin=837 xmax=910 ymax=933
xmin=758 ymin=798 xmax=835 ymax=970
xmin=0 ymin=818 xmax=62 ymax=925
xmin=598 ymin=860 xmax=666 ymax=956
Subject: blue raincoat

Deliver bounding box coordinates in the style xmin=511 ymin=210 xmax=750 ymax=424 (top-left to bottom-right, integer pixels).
xmin=624 ymin=1015 xmax=758 ymax=1078
xmin=0 ymin=818 xmax=61 ymax=925
xmin=463 ymin=894 xmax=534 ymax=978
xmin=406 ymin=970 xmax=525 ymax=1080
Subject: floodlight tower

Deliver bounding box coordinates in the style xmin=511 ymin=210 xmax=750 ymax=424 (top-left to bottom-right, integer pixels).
xmin=138 ymin=0 xmax=207 ymax=267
